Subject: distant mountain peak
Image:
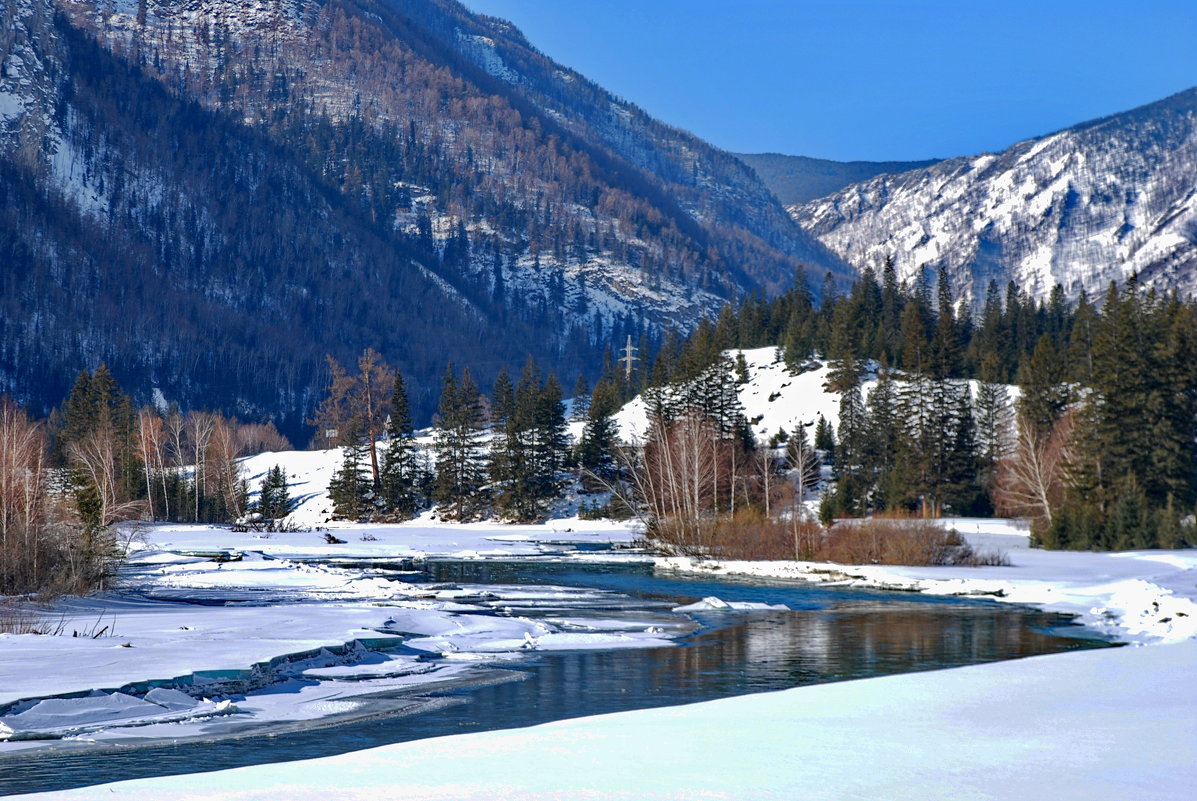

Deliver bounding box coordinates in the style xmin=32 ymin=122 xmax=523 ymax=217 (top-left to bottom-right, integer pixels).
xmin=735 ymin=152 xmax=942 ymax=206
xmin=789 ymin=89 xmax=1197 ymax=303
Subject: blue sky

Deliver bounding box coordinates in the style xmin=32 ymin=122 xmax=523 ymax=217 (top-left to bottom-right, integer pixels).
xmin=462 ymin=1 xmax=1197 ymax=162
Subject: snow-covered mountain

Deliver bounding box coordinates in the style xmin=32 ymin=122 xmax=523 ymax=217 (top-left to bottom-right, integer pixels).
xmin=790 ymin=89 xmax=1197 ymax=303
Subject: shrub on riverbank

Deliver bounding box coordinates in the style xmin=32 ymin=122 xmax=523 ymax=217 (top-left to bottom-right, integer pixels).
xmin=685 ymin=509 xmax=1008 ymax=567
xmin=826 ymin=516 xmax=1009 ymax=567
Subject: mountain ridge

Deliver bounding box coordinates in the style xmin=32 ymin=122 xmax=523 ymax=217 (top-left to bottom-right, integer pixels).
xmin=789 ymin=87 xmax=1197 ymax=303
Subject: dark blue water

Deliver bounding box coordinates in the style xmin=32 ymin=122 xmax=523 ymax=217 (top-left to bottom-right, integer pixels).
xmin=0 ymin=560 xmax=1108 ymax=796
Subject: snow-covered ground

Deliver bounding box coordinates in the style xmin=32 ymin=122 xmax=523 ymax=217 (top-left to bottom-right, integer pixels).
xmin=138 ymin=516 xmax=640 ymax=560
xmin=5 ymin=517 xmax=1196 ymax=799
xmin=604 ymin=346 xmax=850 ymax=444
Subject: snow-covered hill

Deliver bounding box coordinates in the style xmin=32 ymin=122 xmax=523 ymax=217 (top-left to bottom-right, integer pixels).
xmin=791 ymin=88 xmax=1197 ymax=304
xmin=607 ymin=347 xmax=849 ymax=444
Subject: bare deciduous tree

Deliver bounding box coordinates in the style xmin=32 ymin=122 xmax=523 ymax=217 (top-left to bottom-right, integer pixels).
xmin=187 ymin=411 xmax=216 ymax=522
xmin=68 ymin=423 xmax=145 ymax=528
xmin=0 ymin=397 xmax=100 ymax=594
xmin=137 ymin=408 xmax=166 ymax=520
xmin=309 ymin=350 xmax=394 ymax=489
xmin=356 ymin=348 xmax=395 ymax=491
xmin=209 ymin=415 xmax=245 ymax=519
xmin=1 ymin=398 xmax=47 ymax=590
xmin=235 ymin=421 xmax=291 ymax=455
xmin=995 ymin=410 xmax=1075 ymax=528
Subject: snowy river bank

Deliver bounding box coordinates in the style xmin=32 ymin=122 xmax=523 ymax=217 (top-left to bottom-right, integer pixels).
xmin=3 ymin=517 xmax=1195 ymax=799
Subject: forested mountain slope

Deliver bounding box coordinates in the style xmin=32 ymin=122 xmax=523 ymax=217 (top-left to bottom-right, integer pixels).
xmin=790 ymin=89 xmax=1197 ymax=304
xmin=735 ymin=152 xmax=939 ymax=205
xmin=1 ymin=0 xmax=850 ymax=434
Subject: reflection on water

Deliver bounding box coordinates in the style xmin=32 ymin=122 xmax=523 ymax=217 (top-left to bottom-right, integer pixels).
xmin=0 ymin=560 xmax=1107 ymax=797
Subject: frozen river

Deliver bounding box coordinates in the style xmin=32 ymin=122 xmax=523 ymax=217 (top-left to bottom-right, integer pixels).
xmin=0 ymin=557 xmax=1107 ymax=796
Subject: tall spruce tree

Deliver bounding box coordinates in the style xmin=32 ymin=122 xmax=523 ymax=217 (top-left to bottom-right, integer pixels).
xmin=570 ymin=374 xmax=591 ymax=422
xmin=328 ymin=422 xmax=371 ymax=520
xmin=257 ymin=465 xmax=290 ymax=519
xmin=834 ymin=384 xmax=869 ymax=514
xmin=974 ymin=353 xmax=1013 ymax=494
xmin=379 ymin=369 xmax=424 ymax=518
xmin=577 ymin=378 xmax=621 ymax=489
xmin=432 ymin=365 xmax=488 ymax=521
xmin=532 ymin=372 xmax=569 ymax=508
xmin=814 ymin=415 xmax=836 ymax=464
xmin=864 ymin=362 xmax=902 ymax=510
xmin=1017 ymin=333 xmax=1070 ymax=440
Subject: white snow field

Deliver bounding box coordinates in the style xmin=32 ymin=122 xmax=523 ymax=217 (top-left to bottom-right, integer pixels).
xmin=6 ymin=516 xmax=1197 ymax=800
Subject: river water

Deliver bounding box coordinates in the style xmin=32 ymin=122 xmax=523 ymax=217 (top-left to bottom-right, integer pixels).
xmin=0 ymin=558 xmax=1110 ymax=796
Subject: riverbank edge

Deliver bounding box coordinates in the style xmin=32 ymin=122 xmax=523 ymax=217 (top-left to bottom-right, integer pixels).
xmin=653 ymin=548 xmax=1197 ymax=646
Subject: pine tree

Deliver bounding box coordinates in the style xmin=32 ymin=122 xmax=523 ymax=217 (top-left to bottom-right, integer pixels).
xmin=379 ymin=370 xmax=424 ymax=518
xmin=944 ymin=389 xmax=982 ymax=514
xmin=1066 ymin=290 xmax=1097 ymax=386
xmin=690 ymin=356 xmax=747 ymax=439
xmin=432 ymin=365 xmax=488 ymax=521
xmin=492 ymin=361 xmax=568 ymax=521
xmin=814 ymin=415 xmax=836 ymax=464
xmin=1017 ymin=333 xmax=1070 ymax=439
xmin=834 ymin=383 xmax=869 ymax=514
xmin=532 ymin=372 xmax=569 ymax=509
xmin=974 ymin=352 xmax=1013 ymax=495
xmin=897 ymin=298 xmax=932 ymax=375
xmin=570 ymin=374 xmax=591 ymax=422
xmin=492 ymin=362 xmax=536 ymax=520
xmin=970 ymin=280 xmax=1008 ymax=379
xmin=577 ymin=378 xmax=621 ymax=489
xmin=57 ymin=369 xmax=97 ymax=463
xmin=826 ymin=303 xmax=865 ymax=393
xmin=879 ymin=256 xmax=903 ymax=361
xmin=257 ymin=465 xmax=290 ymax=519
xmin=328 ymin=422 xmax=371 ymax=520
xmin=488 ymin=367 xmax=518 ymax=515
xmin=894 ymin=367 xmax=935 ymax=512
xmin=864 ymin=362 xmax=902 ymax=509
xmin=1105 ymin=474 xmax=1151 ymax=550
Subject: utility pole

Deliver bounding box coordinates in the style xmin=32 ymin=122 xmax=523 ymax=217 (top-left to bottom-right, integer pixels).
xmin=619 ymin=335 xmax=638 ymax=381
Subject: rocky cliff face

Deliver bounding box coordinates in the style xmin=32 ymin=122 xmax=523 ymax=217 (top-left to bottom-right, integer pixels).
xmin=791 ymin=89 xmax=1197 ymax=303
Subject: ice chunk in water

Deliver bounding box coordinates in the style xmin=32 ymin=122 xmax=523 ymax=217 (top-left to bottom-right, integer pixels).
xmin=144 ymin=687 xmax=199 ymax=711
xmin=673 ymin=596 xmax=788 ymax=612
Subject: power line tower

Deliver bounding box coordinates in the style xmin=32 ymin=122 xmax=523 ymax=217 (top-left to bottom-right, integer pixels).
xmin=618 ymin=335 xmax=638 ymax=382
